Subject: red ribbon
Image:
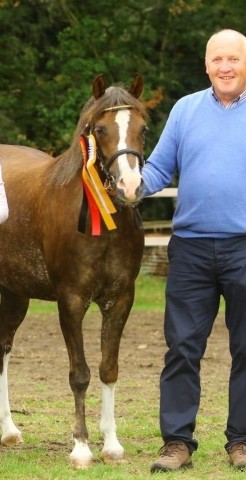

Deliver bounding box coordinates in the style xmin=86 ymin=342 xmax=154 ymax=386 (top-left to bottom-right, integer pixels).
xmin=81 ymin=177 xmax=101 ymax=235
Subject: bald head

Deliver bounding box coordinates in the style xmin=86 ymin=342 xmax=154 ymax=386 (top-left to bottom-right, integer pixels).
xmin=206 ymin=29 xmax=246 ymax=58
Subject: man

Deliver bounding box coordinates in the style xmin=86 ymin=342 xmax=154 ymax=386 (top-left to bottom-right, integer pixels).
xmin=142 ymin=29 xmax=246 ymax=472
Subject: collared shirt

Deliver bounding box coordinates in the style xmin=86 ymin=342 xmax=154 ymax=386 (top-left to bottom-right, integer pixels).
xmin=211 ymin=86 xmax=246 ymax=108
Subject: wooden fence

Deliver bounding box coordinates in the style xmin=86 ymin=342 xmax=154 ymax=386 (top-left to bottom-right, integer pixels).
xmin=142 ymin=188 xmax=177 ymax=276
xmin=144 ymin=187 xmax=177 ymax=246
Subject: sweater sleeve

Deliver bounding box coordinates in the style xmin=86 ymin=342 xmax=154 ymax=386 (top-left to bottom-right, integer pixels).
xmin=141 ymin=105 xmax=179 ymax=196
xmin=0 ymin=165 xmax=9 ymax=224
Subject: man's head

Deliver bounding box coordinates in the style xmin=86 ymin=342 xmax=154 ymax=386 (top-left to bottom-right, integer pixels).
xmin=205 ymin=29 xmax=246 ymax=105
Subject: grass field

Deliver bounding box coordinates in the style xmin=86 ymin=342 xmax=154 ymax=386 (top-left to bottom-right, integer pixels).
xmin=0 ymin=274 xmax=232 ymax=479
xmin=28 ymin=273 xmax=166 ymax=315
xmin=28 ymin=274 xmax=225 ymax=315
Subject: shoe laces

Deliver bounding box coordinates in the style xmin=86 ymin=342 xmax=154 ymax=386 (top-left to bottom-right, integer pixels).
xmin=159 ymin=441 xmax=187 ymax=458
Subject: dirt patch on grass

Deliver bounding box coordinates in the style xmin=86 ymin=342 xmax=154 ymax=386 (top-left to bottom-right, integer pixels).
xmin=8 ymin=309 xmax=230 ymax=451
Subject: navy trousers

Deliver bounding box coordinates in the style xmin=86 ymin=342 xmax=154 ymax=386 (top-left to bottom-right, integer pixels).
xmin=161 ymin=235 xmax=246 ymax=452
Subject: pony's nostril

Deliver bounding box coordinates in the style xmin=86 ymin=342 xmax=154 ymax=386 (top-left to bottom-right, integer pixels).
xmin=136 ymin=181 xmax=144 ymax=198
xmin=117 ymin=177 xmax=125 ymax=190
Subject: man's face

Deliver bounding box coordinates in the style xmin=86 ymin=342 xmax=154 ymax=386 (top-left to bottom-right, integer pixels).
xmin=205 ymin=32 xmax=246 ymax=105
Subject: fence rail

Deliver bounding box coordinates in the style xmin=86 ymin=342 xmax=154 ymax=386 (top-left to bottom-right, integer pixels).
xmin=144 ymin=188 xmax=177 ymax=246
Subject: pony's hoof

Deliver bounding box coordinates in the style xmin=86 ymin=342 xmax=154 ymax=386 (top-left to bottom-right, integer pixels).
xmin=70 ymin=454 xmax=93 ymax=469
xmin=103 ymin=451 xmax=125 ymax=464
xmin=70 ymin=440 xmax=94 ymax=469
xmin=1 ymin=433 xmax=23 ymax=446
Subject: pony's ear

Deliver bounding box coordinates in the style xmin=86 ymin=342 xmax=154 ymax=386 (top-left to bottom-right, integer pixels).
xmin=93 ymin=74 xmax=106 ymax=99
xmin=128 ymin=73 xmax=143 ymax=99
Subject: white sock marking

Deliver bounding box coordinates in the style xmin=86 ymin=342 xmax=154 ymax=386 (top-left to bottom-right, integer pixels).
xmin=100 ymin=382 xmax=124 ymax=457
xmin=0 ymin=352 xmax=22 ymax=442
xmin=70 ymin=438 xmax=93 ymax=468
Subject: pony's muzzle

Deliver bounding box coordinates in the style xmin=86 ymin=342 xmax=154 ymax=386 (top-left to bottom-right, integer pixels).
xmin=116 ymin=176 xmax=144 ymax=204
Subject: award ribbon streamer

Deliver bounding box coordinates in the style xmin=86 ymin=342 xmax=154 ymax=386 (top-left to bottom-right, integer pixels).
xmin=87 ymin=134 xmax=117 ymax=216
xmin=80 ymin=135 xmax=117 ymax=235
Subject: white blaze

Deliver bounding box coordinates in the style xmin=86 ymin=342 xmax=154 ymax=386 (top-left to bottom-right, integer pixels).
xmin=115 ymin=110 xmax=141 ymax=201
xmin=116 ymin=110 xmax=132 ymax=166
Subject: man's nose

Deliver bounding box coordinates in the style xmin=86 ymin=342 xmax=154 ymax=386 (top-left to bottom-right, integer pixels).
xmin=219 ymin=60 xmax=231 ymax=71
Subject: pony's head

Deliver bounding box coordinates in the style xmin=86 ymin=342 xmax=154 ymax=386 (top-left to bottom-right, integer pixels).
xmin=79 ymin=74 xmax=148 ymax=205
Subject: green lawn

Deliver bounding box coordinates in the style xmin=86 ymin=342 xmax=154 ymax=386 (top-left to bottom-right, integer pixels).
xmin=28 ymin=273 xmax=225 ymax=314
xmin=0 ymin=274 xmax=232 ymax=479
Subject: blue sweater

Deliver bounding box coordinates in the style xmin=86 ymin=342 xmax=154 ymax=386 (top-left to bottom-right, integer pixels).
xmin=142 ymin=88 xmax=246 ymax=238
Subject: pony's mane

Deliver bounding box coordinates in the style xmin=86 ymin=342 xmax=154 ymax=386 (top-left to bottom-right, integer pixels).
xmin=44 ymin=85 xmax=147 ymax=186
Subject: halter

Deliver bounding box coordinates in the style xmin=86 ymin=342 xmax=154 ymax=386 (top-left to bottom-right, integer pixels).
xmin=97 ymin=147 xmax=144 ymax=192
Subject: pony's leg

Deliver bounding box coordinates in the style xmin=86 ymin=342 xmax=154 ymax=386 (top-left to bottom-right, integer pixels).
xmin=100 ymin=382 xmax=124 ymax=461
xmin=99 ymin=292 xmax=134 ymax=462
xmin=58 ymin=297 xmax=93 ymax=469
xmin=0 ymin=288 xmax=29 ymax=445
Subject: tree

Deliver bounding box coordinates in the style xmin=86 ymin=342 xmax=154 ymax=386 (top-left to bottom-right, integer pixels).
xmin=0 ymin=0 xmax=246 ymax=157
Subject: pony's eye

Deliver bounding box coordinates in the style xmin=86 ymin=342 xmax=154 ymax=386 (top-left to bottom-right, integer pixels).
xmin=94 ymin=126 xmax=107 ymax=136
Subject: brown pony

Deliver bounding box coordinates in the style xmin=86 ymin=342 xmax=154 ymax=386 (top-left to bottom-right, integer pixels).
xmin=0 ymin=74 xmax=147 ymax=468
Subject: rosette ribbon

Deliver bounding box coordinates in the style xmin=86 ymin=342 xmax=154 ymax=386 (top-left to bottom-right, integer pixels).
xmin=79 ymin=134 xmax=117 ymax=235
